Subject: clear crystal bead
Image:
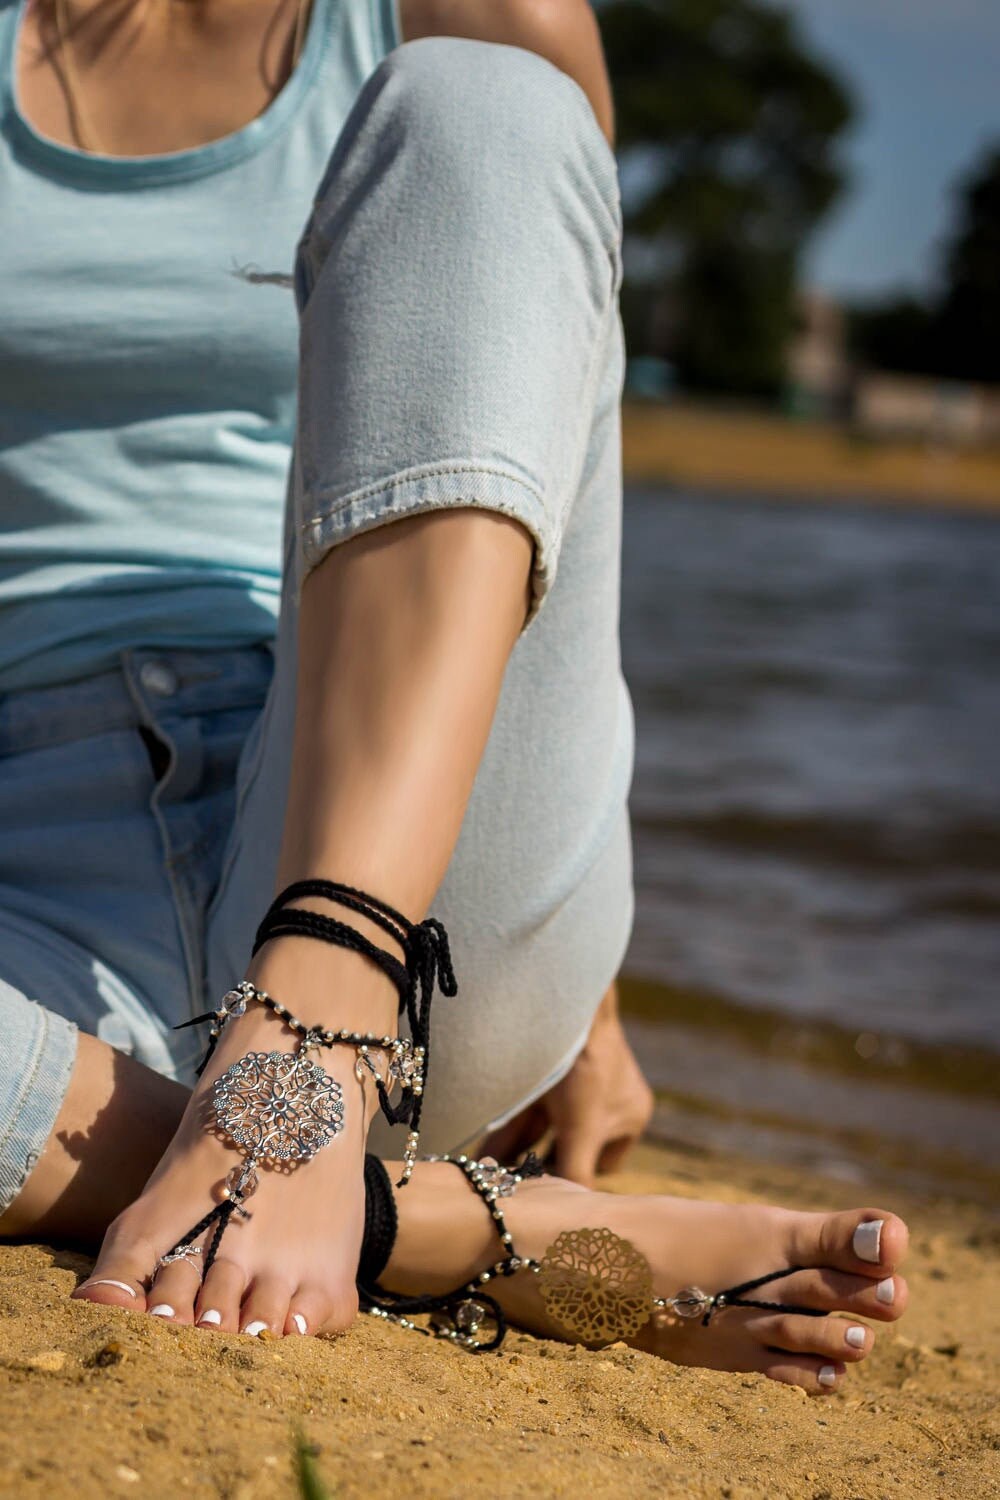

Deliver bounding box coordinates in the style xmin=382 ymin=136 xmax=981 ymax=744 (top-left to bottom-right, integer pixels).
xmin=669 ymin=1286 xmax=710 ymax=1319
xmin=221 ymin=989 xmax=247 ymax=1018
xmin=475 ymin=1157 xmax=518 ymax=1197
xmin=391 ymin=1047 xmax=420 ymax=1087
xmin=454 ymin=1300 xmax=487 ymax=1333
xmin=225 ymin=1163 xmax=258 ymax=1201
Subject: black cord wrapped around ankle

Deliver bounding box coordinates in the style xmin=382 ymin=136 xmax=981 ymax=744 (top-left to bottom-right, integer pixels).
xmin=358 ymin=1154 xmax=398 ymax=1286
xmin=251 ymin=880 xmax=457 ymax=1167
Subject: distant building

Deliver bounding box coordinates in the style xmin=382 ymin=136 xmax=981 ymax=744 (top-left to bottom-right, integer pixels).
xmin=787 ymin=289 xmax=1000 ymax=446
xmin=786 ymin=290 xmax=849 ymax=416
xmin=850 ymin=372 xmax=1000 ymax=447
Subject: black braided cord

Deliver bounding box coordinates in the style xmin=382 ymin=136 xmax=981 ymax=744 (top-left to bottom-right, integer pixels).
xmin=702 ymin=1266 xmax=827 ymax=1326
xmin=354 ymin=1152 xmax=547 ymax=1354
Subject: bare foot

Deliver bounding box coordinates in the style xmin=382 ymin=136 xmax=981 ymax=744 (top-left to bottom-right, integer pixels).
xmin=71 ymin=1000 xmax=380 ymax=1338
xmin=383 ymin=1163 xmax=909 ymax=1394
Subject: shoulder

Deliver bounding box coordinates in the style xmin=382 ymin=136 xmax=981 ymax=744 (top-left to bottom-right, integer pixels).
xmin=397 ymin=0 xmax=615 ymax=144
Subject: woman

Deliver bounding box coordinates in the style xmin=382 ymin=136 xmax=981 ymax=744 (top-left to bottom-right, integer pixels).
xmin=0 ymin=0 xmax=907 ymax=1390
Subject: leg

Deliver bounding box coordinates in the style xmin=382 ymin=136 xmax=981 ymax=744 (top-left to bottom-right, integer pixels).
xmin=79 ymin=37 xmax=632 ymax=1337
xmin=376 ymin=1158 xmax=911 ymax=1395
xmin=208 ymin=35 xmax=634 ymax=1151
xmin=0 ymin=1024 xmax=185 ymax=1247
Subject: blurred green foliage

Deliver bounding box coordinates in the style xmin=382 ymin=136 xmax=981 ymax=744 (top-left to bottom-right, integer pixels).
xmin=597 ymin=0 xmax=853 ymax=394
xmin=849 ymin=146 xmax=1000 ymax=385
xmin=294 ymin=1430 xmax=332 ymax=1500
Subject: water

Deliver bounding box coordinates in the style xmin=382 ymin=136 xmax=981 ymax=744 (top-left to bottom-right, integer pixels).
xmin=620 ymin=486 xmax=1000 ymax=1061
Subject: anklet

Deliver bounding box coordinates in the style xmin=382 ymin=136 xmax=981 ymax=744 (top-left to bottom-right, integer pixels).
xmin=357 ymin=1153 xmax=828 ymax=1352
xmin=251 ymin=879 xmax=457 ymax=1185
xmin=163 ymin=881 xmax=457 ymax=1276
xmin=197 ymin=979 xmax=424 ymax=1137
xmin=357 ymin=1151 xmax=545 ymax=1352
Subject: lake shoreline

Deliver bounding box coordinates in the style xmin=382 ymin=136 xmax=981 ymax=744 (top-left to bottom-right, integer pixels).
xmin=622 ymin=401 xmax=1000 ymax=513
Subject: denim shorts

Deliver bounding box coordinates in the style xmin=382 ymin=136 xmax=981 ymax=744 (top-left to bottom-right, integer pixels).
xmin=0 ymin=38 xmax=635 ymax=1212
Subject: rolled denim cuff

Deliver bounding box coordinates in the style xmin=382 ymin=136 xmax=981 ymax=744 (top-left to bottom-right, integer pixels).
xmin=0 ymin=989 xmax=77 ymax=1214
xmin=299 ymin=461 xmax=556 ymax=626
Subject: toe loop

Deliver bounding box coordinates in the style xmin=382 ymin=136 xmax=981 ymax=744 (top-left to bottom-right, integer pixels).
xmin=693 ymin=1267 xmax=830 ymax=1327
xmin=153 ymin=1244 xmax=204 ymax=1283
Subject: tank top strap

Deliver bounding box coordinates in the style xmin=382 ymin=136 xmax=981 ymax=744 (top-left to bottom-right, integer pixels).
xmin=312 ymin=0 xmax=401 ymax=106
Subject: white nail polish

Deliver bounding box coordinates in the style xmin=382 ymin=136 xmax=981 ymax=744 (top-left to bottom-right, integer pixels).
xmin=852 ymin=1219 xmax=883 ymax=1263
xmin=875 ymin=1277 xmax=895 ymax=1305
xmin=80 ymin=1279 xmax=138 ymax=1299
xmin=845 ymin=1326 xmax=867 ymax=1349
xmin=243 ymin=1319 xmax=268 ymax=1337
xmin=818 ymin=1365 xmax=837 ymax=1388
xmin=149 ymin=1304 xmax=174 ymax=1318
xmin=198 ymin=1309 xmax=222 ymax=1326
xmin=291 ymin=1313 xmax=307 ymax=1335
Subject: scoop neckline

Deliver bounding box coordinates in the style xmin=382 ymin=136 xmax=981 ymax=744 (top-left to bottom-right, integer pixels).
xmin=0 ymin=0 xmax=332 ymax=187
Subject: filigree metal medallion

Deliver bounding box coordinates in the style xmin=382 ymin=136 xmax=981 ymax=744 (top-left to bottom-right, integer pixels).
xmin=537 ymin=1227 xmax=653 ymax=1343
xmin=211 ymin=1050 xmax=344 ymax=1163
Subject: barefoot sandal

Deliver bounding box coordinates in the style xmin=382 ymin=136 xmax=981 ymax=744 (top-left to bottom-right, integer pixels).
xmin=357 ymin=1152 xmax=826 ymax=1353
xmin=161 ymin=880 xmax=457 ymax=1274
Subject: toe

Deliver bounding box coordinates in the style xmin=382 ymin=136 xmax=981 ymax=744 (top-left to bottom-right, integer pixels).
xmin=798 ymin=1208 xmax=909 ymax=1279
xmin=761 ymin=1353 xmax=847 ymax=1394
xmin=758 ymin=1266 xmax=909 ymax=1323
xmin=756 ymin=1312 xmax=874 ymax=1363
xmin=146 ymin=1257 xmax=203 ymax=1325
xmin=73 ymin=1267 xmax=148 ymax=1311
xmin=283 ymin=1283 xmax=358 ymax=1338
xmin=73 ymin=1226 xmax=153 ymax=1311
xmin=195 ymin=1258 xmax=246 ymax=1332
xmin=283 ymin=1287 xmax=324 ymax=1338
xmin=314 ymin=1284 xmax=360 ymax=1337
xmin=238 ymin=1274 xmax=294 ymax=1338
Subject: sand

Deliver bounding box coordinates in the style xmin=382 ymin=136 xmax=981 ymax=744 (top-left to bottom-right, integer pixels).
xmin=621 ymin=402 xmax=1000 ymax=510
xmin=1 ymin=1141 xmax=996 ymax=1500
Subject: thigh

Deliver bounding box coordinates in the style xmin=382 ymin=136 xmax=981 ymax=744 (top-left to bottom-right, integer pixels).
xmin=0 ymin=654 xmax=268 ymax=1081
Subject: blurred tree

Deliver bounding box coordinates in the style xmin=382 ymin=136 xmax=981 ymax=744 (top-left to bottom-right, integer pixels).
xmin=847 ymin=295 xmax=938 ymax=377
xmin=597 ymin=0 xmax=853 ymax=395
xmin=848 ymin=144 xmax=1000 ymax=384
xmin=937 ymin=146 xmax=1000 ymax=384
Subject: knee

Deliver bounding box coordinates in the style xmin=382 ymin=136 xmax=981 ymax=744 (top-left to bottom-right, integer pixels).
xmin=364 ymin=35 xmax=617 ymax=211
xmin=379 ymin=35 xmax=569 ymax=139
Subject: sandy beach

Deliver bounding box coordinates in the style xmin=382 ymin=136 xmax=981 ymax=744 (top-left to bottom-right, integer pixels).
xmin=1 ymin=1140 xmax=996 ymax=1499
xmin=621 ymin=402 xmax=1000 ymax=509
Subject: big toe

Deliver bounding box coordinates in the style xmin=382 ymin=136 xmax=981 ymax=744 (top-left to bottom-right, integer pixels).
xmin=798 ymin=1208 xmax=908 ymax=1279
xmin=73 ymin=1249 xmax=151 ymax=1312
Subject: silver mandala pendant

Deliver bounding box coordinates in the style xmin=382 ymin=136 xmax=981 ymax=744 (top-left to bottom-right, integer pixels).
xmin=212 ymin=1050 xmax=344 ymax=1163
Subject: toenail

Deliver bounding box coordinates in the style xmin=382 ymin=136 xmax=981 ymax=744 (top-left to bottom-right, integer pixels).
xmin=149 ymin=1304 xmax=174 ymax=1318
xmin=845 ymin=1326 xmax=867 ymax=1349
xmin=875 ymin=1277 xmax=895 ymax=1305
xmin=80 ymin=1279 xmax=138 ymax=1298
xmin=198 ymin=1309 xmax=222 ymax=1326
xmin=291 ymin=1313 xmax=307 ymax=1335
xmin=853 ymin=1219 xmax=883 ymax=1263
xmin=818 ymin=1365 xmax=837 ymax=1388
xmin=243 ymin=1320 xmax=268 ymax=1337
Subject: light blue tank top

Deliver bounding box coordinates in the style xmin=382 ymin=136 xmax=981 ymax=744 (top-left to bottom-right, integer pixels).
xmin=0 ymin=0 xmax=399 ymax=691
